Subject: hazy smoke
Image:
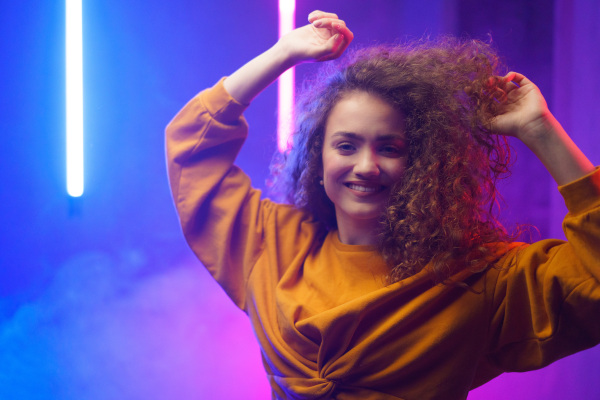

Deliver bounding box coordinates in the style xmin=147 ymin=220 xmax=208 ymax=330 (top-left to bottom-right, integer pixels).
xmin=0 ymin=250 xmax=268 ymax=399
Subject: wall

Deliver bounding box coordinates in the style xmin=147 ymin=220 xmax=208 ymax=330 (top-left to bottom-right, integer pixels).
xmin=0 ymin=1 xmax=598 ymax=398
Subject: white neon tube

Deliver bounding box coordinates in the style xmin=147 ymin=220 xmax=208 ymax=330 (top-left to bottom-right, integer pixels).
xmin=66 ymin=0 xmax=84 ymax=197
xmin=278 ymin=0 xmax=296 ymax=152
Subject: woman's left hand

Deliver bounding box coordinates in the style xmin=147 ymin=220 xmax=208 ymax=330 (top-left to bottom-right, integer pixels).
xmin=491 ymin=72 xmax=595 ymax=185
xmin=490 ymin=72 xmax=553 ymax=142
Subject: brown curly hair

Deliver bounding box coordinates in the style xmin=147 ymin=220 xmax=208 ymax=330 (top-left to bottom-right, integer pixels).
xmin=271 ymin=37 xmax=520 ymax=284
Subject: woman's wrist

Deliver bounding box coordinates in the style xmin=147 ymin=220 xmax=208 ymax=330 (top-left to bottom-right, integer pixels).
xmin=519 ymin=113 xmax=594 ymax=185
xmin=224 ymin=44 xmax=296 ymax=105
xmin=267 ymin=41 xmax=302 ymax=74
xmin=516 ymin=111 xmax=560 ymax=147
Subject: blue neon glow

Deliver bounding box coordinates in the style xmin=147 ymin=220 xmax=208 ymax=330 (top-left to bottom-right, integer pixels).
xmin=66 ymin=0 xmax=84 ymax=197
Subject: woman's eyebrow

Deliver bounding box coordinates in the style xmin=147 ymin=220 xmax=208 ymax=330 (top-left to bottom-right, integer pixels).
xmin=375 ymin=133 xmax=406 ymax=141
xmin=331 ymin=131 xmax=405 ymax=141
xmin=331 ymin=131 xmax=362 ymax=140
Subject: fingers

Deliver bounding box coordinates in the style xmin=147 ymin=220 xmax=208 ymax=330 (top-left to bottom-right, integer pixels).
xmin=504 ymin=71 xmax=536 ymax=89
xmin=308 ymin=10 xmax=338 ymax=23
xmin=503 ymin=71 xmax=517 ymax=83
xmin=319 ymin=27 xmax=354 ymax=61
xmin=318 ymin=34 xmax=346 ymax=61
xmin=504 ymin=71 xmax=528 ymax=83
xmin=485 ymin=72 xmax=523 ymax=98
xmin=312 ymin=17 xmax=346 ymax=30
xmin=335 ymin=21 xmax=354 ymax=43
xmin=311 ymin=17 xmax=354 ymax=44
xmin=501 ymin=72 xmax=535 ymax=99
xmin=308 ymin=10 xmax=352 ymax=39
xmin=306 ymin=10 xmax=354 ymax=62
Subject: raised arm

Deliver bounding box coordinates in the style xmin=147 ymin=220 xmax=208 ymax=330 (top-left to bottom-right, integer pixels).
xmin=491 ymin=72 xmax=595 ymax=185
xmin=223 ymin=10 xmax=353 ymax=104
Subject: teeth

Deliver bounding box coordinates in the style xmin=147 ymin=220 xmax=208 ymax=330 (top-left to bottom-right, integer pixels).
xmin=347 ymin=183 xmax=380 ymax=193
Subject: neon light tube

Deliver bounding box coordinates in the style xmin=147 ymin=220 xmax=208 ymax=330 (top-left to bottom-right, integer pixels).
xmin=66 ymin=0 xmax=84 ymax=197
xmin=278 ymin=0 xmax=296 ymax=152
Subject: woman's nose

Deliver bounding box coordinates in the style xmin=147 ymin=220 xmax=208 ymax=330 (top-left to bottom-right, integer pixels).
xmin=354 ymin=150 xmax=380 ymax=177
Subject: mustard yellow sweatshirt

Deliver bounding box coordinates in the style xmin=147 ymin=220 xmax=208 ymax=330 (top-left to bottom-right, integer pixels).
xmin=166 ymin=79 xmax=600 ymax=400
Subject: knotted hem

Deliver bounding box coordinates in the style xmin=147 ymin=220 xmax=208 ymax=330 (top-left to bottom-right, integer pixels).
xmin=268 ymin=375 xmax=407 ymax=399
xmin=270 ymin=376 xmax=336 ymax=400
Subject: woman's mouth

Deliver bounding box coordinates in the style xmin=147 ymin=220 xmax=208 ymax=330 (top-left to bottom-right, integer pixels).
xmin=345 ymin=182 xmax=384 ymax=193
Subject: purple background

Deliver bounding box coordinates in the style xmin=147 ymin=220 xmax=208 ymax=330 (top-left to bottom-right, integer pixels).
xmin=1 ymin=0 xmax=599 ymax=398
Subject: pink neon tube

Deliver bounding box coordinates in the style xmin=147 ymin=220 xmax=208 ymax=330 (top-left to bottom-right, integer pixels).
xmin=278 ymin=0 xmax=296 ymax=152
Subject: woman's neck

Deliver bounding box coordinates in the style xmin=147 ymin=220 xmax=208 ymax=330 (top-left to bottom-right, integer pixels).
xmin=335 ymin=217 xmax=380 ymax=246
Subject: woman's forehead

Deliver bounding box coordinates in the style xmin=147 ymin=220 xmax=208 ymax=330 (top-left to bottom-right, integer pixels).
xmin=324 ymin=91 xmax=406 ymax=139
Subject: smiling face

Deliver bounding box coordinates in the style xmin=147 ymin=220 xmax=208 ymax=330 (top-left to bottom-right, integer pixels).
xmin=321 ymin=91 xmax=408 ymax=245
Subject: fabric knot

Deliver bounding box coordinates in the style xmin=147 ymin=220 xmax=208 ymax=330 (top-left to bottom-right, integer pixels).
xmin=271 ymin=375 xmax=337 ymax=399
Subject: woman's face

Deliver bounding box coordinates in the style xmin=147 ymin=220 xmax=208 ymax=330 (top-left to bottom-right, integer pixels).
xmin=321 ymin=91 xmax=408 ymax=241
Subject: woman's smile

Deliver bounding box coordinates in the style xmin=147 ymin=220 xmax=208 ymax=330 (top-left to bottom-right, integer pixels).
xmin=345 ymin=181 xmax=384 ymax=193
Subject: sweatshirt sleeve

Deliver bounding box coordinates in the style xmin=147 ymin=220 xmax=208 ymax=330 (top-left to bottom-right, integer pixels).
xmin=484 ymin=168 xmax=600 ymax=373
xmin=165 ymin=78 xmax=272 ymax=310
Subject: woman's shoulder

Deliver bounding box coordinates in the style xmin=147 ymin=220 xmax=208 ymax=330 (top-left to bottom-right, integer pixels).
xmin=260 ymin=196 xmax=324 ymax=236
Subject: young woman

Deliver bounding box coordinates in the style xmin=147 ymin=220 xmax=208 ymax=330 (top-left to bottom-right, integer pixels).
xmin=166 ymin=11 xmax=600 ymax=400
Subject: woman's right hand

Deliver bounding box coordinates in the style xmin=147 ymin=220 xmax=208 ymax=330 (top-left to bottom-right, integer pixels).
xmin=224 ymin=11 xmax=353 ymax=104
xmin=277 ymin=10 xmax=354 ymax=65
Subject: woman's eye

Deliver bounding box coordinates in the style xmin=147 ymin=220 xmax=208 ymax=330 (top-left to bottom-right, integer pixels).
xmin=336 ymin=143 xmax=355 ymax=152
xmin=380 ymin=145 xmax=402 ymax=156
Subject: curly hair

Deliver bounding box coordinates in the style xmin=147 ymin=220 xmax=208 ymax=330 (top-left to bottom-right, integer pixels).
xmin=270 ymin=37 xmax=520 ymax=284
